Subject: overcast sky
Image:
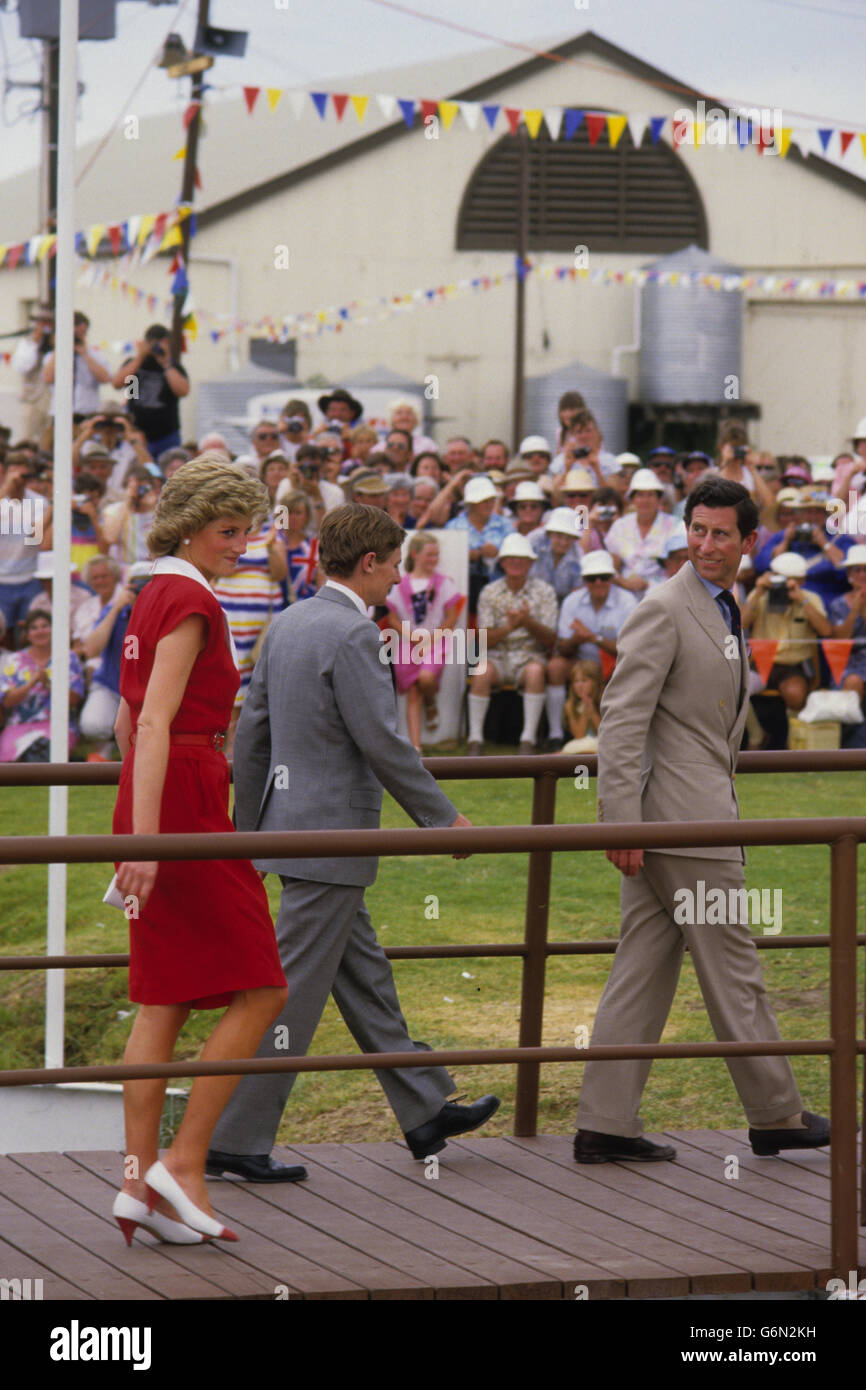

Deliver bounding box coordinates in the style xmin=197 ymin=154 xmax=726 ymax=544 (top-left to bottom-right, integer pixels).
xmin=0 ymin=0 xmax=863 ymax=186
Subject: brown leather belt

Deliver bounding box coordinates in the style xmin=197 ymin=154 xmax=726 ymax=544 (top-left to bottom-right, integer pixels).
xmin=130 ymin=730 xmax=227 ymax=751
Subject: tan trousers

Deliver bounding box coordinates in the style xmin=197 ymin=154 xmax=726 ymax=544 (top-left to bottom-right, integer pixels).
xmin=576 ymin=852 xmax=803 ymax=1136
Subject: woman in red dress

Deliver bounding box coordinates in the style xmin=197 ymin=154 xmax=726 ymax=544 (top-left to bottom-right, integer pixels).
xmin=111 ymin=453 xmax=289 ymax=1246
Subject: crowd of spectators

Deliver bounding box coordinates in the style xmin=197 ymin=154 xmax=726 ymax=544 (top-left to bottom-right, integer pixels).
xmin=3 ymin=313 xmax=866 ymax=758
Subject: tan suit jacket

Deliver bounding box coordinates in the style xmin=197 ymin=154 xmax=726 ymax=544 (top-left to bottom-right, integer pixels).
xmin=597 ymin=560 xmax=748 ymax=860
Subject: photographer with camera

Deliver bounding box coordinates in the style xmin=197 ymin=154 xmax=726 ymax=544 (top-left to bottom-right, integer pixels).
xmin=72 ymin=407 xmax=153 ymax=485
xmin=276 ymin=399 xmax=312 ymax=459
xmin=275 ymin=443 xmax=344 ymax=531
xmin=11 ymin=304 xmax=54 ymax=444
xmin=101 ymin=464 xmax=161 ymax=566
xmin=43 ymin=312 xmax=111 ymax=422
xmin=0 ymin=450 xmax=51 ymax=637
xmin=111 ymin=324 xmax=189 ymax=454
xmin=754 ymin=487 xmax=853 ymax=608
xmin=740 ymin=551 xmax=831 ymax=712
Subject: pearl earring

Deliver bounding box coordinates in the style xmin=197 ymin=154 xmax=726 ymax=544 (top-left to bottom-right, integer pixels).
xmin=183 ymin=538 xmax=191 ymax=545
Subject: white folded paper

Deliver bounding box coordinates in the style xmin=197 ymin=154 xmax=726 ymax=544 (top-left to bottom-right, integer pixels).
xmin=102 ymin=874 xmax=127 ymax=911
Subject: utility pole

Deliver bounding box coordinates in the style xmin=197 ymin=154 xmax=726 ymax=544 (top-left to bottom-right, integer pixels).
xmin=170 ymin=0 xmax=211 ymax=363
xmin=40 ymin=38 xmax=60 ymax=305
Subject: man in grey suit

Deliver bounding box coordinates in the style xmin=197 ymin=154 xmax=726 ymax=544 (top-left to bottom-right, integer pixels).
xmin=574 ymin=477 xmax=829 ymax=1163
xmin=208 ymin=504 xmax=498 ymax=1181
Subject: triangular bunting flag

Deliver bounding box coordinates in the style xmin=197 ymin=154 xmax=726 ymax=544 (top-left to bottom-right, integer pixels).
xmin=376 ymin=93 xmax=396 ymax=120
xmin=86 ymin=224 xmax=105 ymax=257
xmin=26 ymin=236 xmax=40 ymax=265
xmin=160 ymin=225 xmax=184 ymax=251
xmin=172 ymin=146 xmax=186 ymax=161
xmin=439 ymin=101 xmax=459 ymax=131
xmin=37 ymin=235 xmax=55 ymax=262
xmin=543 ymin=107 xmax=563 ymax=141
xmin=822 ymin=639 xmax=854 ymax=686
xmin=523 ymin=109 xmax=544 ymax=139
xmin=194 ymin=167 xmax=202 ymax=191
xmin=564 ymin=109 xmax=584 ymax=140
xmin=107 ymin=225 xmax=123 ymax=256
xmin=7 ymin=244 xmax=25 ymax=270
xmin=182 ymin=102 xmax=200 ymax=129
xmin=287 ymin=90 xmax=306 ymax=118
xmin=311 ymin=92 xmax=328 ymax=120
xmin=350 ymin=95 xmax=369 ymax=123
xmin=398 ymin=99 xmax=416 ymax=129
xmin=860 ymin=133 xmax=866 ymax=159
xmin=672 ymin=115 xmax=690 ymax=148
xmin=126 ymin=215 xmax=142 ymax=246
xmin=756 ymin=127 xmax=776 ymax=155
xmin=839 ymin=131 xmax=855 ymax=156
xmin=482 ymin=104 xmax=500 ymax=131
xmin=607 ymin=114 xmax=627 ymax=148
xmin=817 ymin=128 xmax=833 ymax=152
xmin=649 ymin=115 xmax=666 ymax=144
xmin=627 ymin=114 xmax=648 ymax=148
xmin=152 ymin=212 xmax=168 ymax=241
xmin=586 ymin=113 xmax=606 ymax=146
xmin=332 ymin=93 xmax=349 ymax=122
xmin=460 ymin=101 xmax=480 ymax=131
xmin=748 ymin=639 xmax=779 ymax=686
xmin=504 ymin=107 xmax=522 ymax=135
xmin=777 ymin=128 xmax=792 ymax=158
xmin=243 ymin=87 xmax=260 ymax=115
xmin=266 ymin=88 xmax=282 ymax=113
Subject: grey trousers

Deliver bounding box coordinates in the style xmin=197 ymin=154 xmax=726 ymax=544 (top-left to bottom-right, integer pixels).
xmin=210 ymin=877 xmax=455 ymax=1154
xmin=576 ymin=853 xmax=803 ymax=1137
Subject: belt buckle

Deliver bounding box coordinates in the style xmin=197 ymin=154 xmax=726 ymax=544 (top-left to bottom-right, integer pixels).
xmin=212 ymin=731 xmax=226 ymax=752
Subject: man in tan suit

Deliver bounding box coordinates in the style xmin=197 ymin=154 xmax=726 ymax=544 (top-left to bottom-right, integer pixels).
xmin=574 ymin=477 xmax=830 ymax=1162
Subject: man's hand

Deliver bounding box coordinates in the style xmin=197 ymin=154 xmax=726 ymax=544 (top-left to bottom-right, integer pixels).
xmin=450 ymin=812 xmax=473 ymax=860
xmin=480 ymin=542 xmax=499 ymax=559
xmin=606 ymin=847 xmax=644 ymax=876
xmin=570 ymin=617 xmax=595 ymax=642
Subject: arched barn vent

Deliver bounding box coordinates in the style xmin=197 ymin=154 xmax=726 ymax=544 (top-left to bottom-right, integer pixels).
xmin=456 ymin=121 xmax=708 ymax=254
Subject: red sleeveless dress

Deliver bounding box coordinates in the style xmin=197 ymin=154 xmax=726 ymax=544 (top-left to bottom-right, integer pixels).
xmin=112 ymin=574 xmax=285 ymax=1008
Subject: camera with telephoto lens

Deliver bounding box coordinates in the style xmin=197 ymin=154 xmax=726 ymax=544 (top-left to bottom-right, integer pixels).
xmin=285 ymin=418 xmax=305 ymax=433
xmin=795 ymin=523 xmax=812 ymax=541
xmin=572 ymin=447 xmax=591 ymax=460
xmin=734 ymin=445 xmax=748 ymax=460
xmin=767 ymin=574 xmax=791 ymax=611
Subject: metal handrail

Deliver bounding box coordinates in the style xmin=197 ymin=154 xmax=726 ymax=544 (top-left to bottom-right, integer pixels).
xmin=0 ymin=751 xmax=864 ymax=1276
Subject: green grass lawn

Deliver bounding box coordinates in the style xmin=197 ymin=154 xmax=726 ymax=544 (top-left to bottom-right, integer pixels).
xmin=0 ymin=758 xmax=863 ymax=1145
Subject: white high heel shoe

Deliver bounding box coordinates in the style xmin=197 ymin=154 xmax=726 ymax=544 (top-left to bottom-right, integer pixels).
xmin=144 ymin=1161 xmax=238 ymax=1241
xmin=112 ymin=1190 xmax=210 ymax=1246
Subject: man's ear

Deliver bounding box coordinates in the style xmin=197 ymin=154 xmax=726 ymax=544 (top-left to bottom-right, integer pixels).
xmin=741 ymin=530 xmax=759 ymax=557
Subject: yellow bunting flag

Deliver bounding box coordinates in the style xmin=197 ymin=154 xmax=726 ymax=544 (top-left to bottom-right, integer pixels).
xmin=183 ymin=314 xmax=198 ymax=341
xmin=160 ymin=225 xmax=184 ymax=251
xmin=266 ymin=88 xmax=282 ymax=113
xmin=37 ymin=235 xmax=55 ymax=262
xmin=607 ymin=114 xmax=627 ymax=148
xmin=860 ymin=133 xmax=866 ymax=158
xmin=0 ymin=246 xmax=7 ymax=268
xmin=523 ymin=109 xmax=544 ymax=139
xmin=350 ymin=95 xmax=369 ymax=123
xmin=172 ymin=145 xmax=187 ymax=161
xmin=137 ymin=214 xmax=155 ymax=245
xmin=438 ymin=100 xmax=459 ymax=131
xmin=86 ymin=224 xmax=105 ymax=257
xmin=694 ymin=121 xmax=705 ymax=147
xmin=776 ymin=128 xmax=792 ymax=158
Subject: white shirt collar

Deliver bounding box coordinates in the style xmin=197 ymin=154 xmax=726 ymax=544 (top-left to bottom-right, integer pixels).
xmin=150 ymin=554 xmax=240 ymax=669
xmin=324 ymin=578 xmax=368 ymax=616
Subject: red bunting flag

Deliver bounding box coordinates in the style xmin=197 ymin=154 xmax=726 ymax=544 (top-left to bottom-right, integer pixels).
xmin=839 ymin=131 xmax=855 ymax=156
xmin=756 ymin=127 xmax=776 ymax=155
xmin=586 ymin=113 xmax=607 ymax=146
xmin=420 ymin=99 xmax=438 ymax=123
xmin=672 ymin=115 xmax=689 ymax=148
xmin=152 ymin=212 xmax=168 ymax=241
xmin=243 ymin=87 xmax=260 ymax=115
xmin=332 ymin=93 xmax=349 ymax=122
xmin=504 ymin=107 xmax=522 ymax=134
xmin=183 ymin=102 xmax=201 ymax=129
xmin=7 ymin=244 xmax=24 ymax=270
xmin=107 ymin=225 xmax=123 ymax=256
xmin=748 ymin=639 xmax=779 ymax=686
xmin=822 ymin=638 xmax=853 ymax=686
xmin=194 ymin=167 xmax=202 ymax=190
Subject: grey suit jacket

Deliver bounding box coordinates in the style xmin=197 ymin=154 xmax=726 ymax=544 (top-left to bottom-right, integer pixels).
xmin=232 ymin=585 xmax=458 ymax=885
xmin=597 ymin=561 xmax=748 ymax=861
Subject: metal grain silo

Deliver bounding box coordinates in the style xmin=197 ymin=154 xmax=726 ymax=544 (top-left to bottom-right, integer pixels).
xmin=525 ymin=359 xmax=628 ymax=454
xmin=639 ymin=244 xmax=743 ymax=404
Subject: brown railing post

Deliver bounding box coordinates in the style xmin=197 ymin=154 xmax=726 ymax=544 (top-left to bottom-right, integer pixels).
xmin=514 ymin=771 xmax=557 ymax=1136
xmin=829 ymin=835 xmax=859 ymax=1275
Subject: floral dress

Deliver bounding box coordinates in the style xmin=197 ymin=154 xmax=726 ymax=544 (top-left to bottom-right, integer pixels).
xmin=0 ymin=648 xmax=84 ymax=761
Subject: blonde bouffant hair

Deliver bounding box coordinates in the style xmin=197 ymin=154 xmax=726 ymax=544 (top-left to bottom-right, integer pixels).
xmin=148 ymin=452 xmax=270 ymax=557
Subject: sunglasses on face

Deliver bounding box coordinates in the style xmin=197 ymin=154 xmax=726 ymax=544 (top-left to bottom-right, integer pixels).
xmin=256 ymin=432 xmax=279 ymax=441
xmin=564 ymin=491 xmax=592 ymax=499
xmin=585 ymin=575 xmax=611 ymax=583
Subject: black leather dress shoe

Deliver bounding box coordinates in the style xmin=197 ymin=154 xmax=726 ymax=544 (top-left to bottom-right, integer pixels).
xmin=404 ymin=1095 xmax=500 ymax=1159
xmin=749 ymin=1110 xmax=830 ymax=1157
xmin=574 ymin=1130 xmax=677 ymax=1164
xmin=206 ymin=1150 xmax=308 ymax=1183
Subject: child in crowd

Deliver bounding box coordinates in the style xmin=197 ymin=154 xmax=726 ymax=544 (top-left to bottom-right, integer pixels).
xmin=562 ymin=659 xmax=603 ymax=754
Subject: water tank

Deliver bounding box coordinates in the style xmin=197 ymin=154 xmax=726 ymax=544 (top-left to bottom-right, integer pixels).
xmin=524 ymin=360 xmax=628 ymax=454
xmin=639 ymin=245 xmax=743 ymax=404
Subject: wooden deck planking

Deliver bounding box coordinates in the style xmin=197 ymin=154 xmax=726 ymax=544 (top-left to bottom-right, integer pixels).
xmin=0 ymin=1132 xmax=855 ymax=1300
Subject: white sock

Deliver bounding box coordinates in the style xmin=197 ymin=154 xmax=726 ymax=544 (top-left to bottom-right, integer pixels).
xmin=545 ymin=684 xmax=567 ymax=739
xmin=521 ymin=692 xmax=546 ymax=743
xmin=467 ymin=694 xmax=490 ymax=743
